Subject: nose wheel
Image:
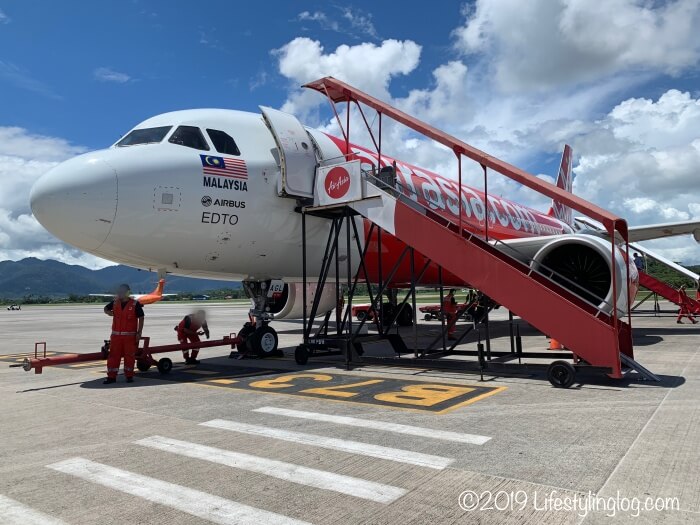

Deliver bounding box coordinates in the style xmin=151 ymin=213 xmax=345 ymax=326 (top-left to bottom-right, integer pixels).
xmin=246 ymin=325 xmax=280 ymax=357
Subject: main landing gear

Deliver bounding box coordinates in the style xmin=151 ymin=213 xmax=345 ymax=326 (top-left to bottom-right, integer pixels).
xmin=230 ymin=280 xmax=283 ymax=359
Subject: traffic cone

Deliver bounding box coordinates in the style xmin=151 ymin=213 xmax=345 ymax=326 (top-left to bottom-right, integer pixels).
xmin=548 ymin=338 xmax=563 ymax=350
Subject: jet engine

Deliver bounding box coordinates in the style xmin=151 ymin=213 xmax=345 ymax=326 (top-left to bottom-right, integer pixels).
xmin=497 ymin=234 xmax=638 ymax=315
xmin=266 ymin=282 xmax=339 ymax=320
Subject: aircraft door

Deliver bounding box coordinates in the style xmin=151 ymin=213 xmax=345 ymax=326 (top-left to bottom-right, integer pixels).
xmin=260 ymin=106 xmax=317 ymax=198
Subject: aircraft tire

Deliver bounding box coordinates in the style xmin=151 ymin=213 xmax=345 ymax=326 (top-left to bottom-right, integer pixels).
xmin=381 ymin=303 xmax=394 ymax=326
xmin=397 ymin=305 xmax=414 ymax=327
xmin=248 ymin=325 xmax=279 ymax=357
xmin=236 ymin=322 xmax=255 ymax=353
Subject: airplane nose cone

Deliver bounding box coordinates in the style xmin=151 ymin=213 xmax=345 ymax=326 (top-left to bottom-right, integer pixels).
xmin=30 ymin=154 xmax=118 ymax=251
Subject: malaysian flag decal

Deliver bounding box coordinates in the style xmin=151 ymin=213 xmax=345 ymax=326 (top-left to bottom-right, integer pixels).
xmin=200 ymin=154 xmax=248 ymax=179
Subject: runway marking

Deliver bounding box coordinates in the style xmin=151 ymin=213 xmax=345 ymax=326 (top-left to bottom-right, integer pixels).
xmin=136 ymin=435 xmax=406 ymax=503
xmin=201 ymin=419 xmax=453 ymax=470
xmin=0 ymin=494 xmax=67 ymax=525
xmin=68 ymin=362 xmax=105 ymax=368
xmin=47 ymin=457 xmax=310 ymax=525
xmin=253 ymin=407 xmax=491 ymax=445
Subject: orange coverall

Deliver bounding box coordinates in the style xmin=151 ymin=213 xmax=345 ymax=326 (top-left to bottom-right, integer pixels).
xmin=442 ymin=295 xmax=458 ymax=336
xmin=107 ymin=299 xmax=142 ymax=379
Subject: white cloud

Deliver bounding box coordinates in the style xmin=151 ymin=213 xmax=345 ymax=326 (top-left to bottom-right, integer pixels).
xmin=0 ymin=9 xmax=9 ymax=24
xmin=275 ymin=37 xmax=421 ymax=120
xmin=297 ymin=11 xmax=339 ymax=32
xmin=296 ymin=8 xmax=377 ymax=39
xmin=339 ymin=7 xmax=377 ymax=39
xmin=398 ymin=61 xmax=470 ymax=125
xmin=249 ymin=70 xmax=268 ymax=91
xmin=454 ymin=0 xmax=700 ymax=92
xmin=93 ymin=67 xmax=132 ymax=83
xmin=273 ymin=11 xmax=700 ymax=264
xmin=0 ymin=127 xmax=113 ymax=268
xmin=0 ymin=60 xmax=61 ymax=99
xmin=571 ymin=90 xmax=700 ymax=207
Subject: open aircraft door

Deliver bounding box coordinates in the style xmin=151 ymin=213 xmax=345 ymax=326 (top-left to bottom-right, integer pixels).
xmin=260 ymin=106 xmax=317 ymax=199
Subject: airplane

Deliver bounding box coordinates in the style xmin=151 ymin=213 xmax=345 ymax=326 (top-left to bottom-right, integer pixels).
xmin=89 ymin=278 xmax=176 ymax=305
xmin=28 ymin=98 xmax=700 ymax=356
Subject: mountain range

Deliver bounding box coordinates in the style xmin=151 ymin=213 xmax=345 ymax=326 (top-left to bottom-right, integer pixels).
xmin=0 ymin=258 xmax=240 ymax=298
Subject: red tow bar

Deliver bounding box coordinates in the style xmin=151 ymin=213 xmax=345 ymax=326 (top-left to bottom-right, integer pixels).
xmin=17 ymin=335 xmax=240 ymax=374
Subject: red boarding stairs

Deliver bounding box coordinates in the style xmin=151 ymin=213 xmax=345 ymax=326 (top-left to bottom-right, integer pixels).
xmin=304 ymin=77 xmax=655 ymax=381
xmin=639 ymin=270 xmax=700 ymax=314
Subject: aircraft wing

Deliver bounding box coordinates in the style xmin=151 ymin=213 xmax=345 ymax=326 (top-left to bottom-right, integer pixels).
xmin=576 ymin=217 xmax=700 ymax=243
xmin=627 ymin=221 xmax=700 ymax=243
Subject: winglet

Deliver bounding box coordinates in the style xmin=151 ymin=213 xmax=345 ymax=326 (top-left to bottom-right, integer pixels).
xmin=152 ymin=279 xmax=165 ymax=297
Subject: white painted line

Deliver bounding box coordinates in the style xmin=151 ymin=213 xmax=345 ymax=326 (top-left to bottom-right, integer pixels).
xmin=254 ymin=406 xmax=491 ymax=445
xmin=47 ymin=457 xmax=311 ymax=525
xmin=0 ymin=495 xmax=67 ymax=525
xmin=136 ymin=435 xmax=406 ymax=503
xmin=201 ymin=419 xmax=453 ymax=470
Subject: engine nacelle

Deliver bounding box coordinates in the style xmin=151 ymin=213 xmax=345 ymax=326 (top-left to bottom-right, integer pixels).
xmin=497 ymin=234 xmax=638 ymax=315
xmin=267 ymin=282 xmax=339 ymax=320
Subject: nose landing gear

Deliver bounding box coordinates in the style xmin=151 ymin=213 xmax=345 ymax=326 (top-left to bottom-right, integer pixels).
xmin=230 ymin=321 xmax=281 ymax=358
xmin=229 ymin=280 xmax=283 ymax=359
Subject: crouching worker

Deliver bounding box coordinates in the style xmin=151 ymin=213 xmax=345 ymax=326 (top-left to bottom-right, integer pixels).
xmin=103 ymin=284 xmax=144 ymax=384
xmin=176 ymin=310 xmax=210 ymax=364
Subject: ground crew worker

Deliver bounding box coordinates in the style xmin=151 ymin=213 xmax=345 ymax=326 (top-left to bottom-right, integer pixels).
xmin=442 ymin=289 xmax=458 ymax=340
xmin=176 ymin=310 xmax=209 ymax=364
xmin=676 ymin=285 xmax=698 ymax=324
xmin=633 ymin=253 xmax=645 ymax=271
xmin=103 ymin=284 xmax=144 ymax=384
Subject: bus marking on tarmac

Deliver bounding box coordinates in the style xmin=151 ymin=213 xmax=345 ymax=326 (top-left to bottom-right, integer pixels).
xmin=3 ymin=353 xmax=505 ymax=412
xmin=228 ymin=372 xmax=504 ymax=413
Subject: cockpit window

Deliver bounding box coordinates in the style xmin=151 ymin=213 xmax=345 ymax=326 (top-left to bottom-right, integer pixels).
xmin=168 ymin=126 xmax=210 ymax=151
xmin=206 ymin=129 xmax=241 ymax=156
xmin=117 ymin=126 xmax=172 ymax=147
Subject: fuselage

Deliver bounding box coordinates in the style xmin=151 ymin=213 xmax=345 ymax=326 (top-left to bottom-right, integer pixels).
xmin=29 ymin=108 xmax=573 ymax=286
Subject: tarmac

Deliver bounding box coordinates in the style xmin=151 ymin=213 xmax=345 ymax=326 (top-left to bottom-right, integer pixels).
xmin=0 ymin=301 xmax=698 ymax=524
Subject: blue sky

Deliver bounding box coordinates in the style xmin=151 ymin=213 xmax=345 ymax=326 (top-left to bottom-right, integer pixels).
xmin=1 ymin=0 xmax=700 ymax=266
xmin=1 ymin=1 xmax=463 ymax=148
